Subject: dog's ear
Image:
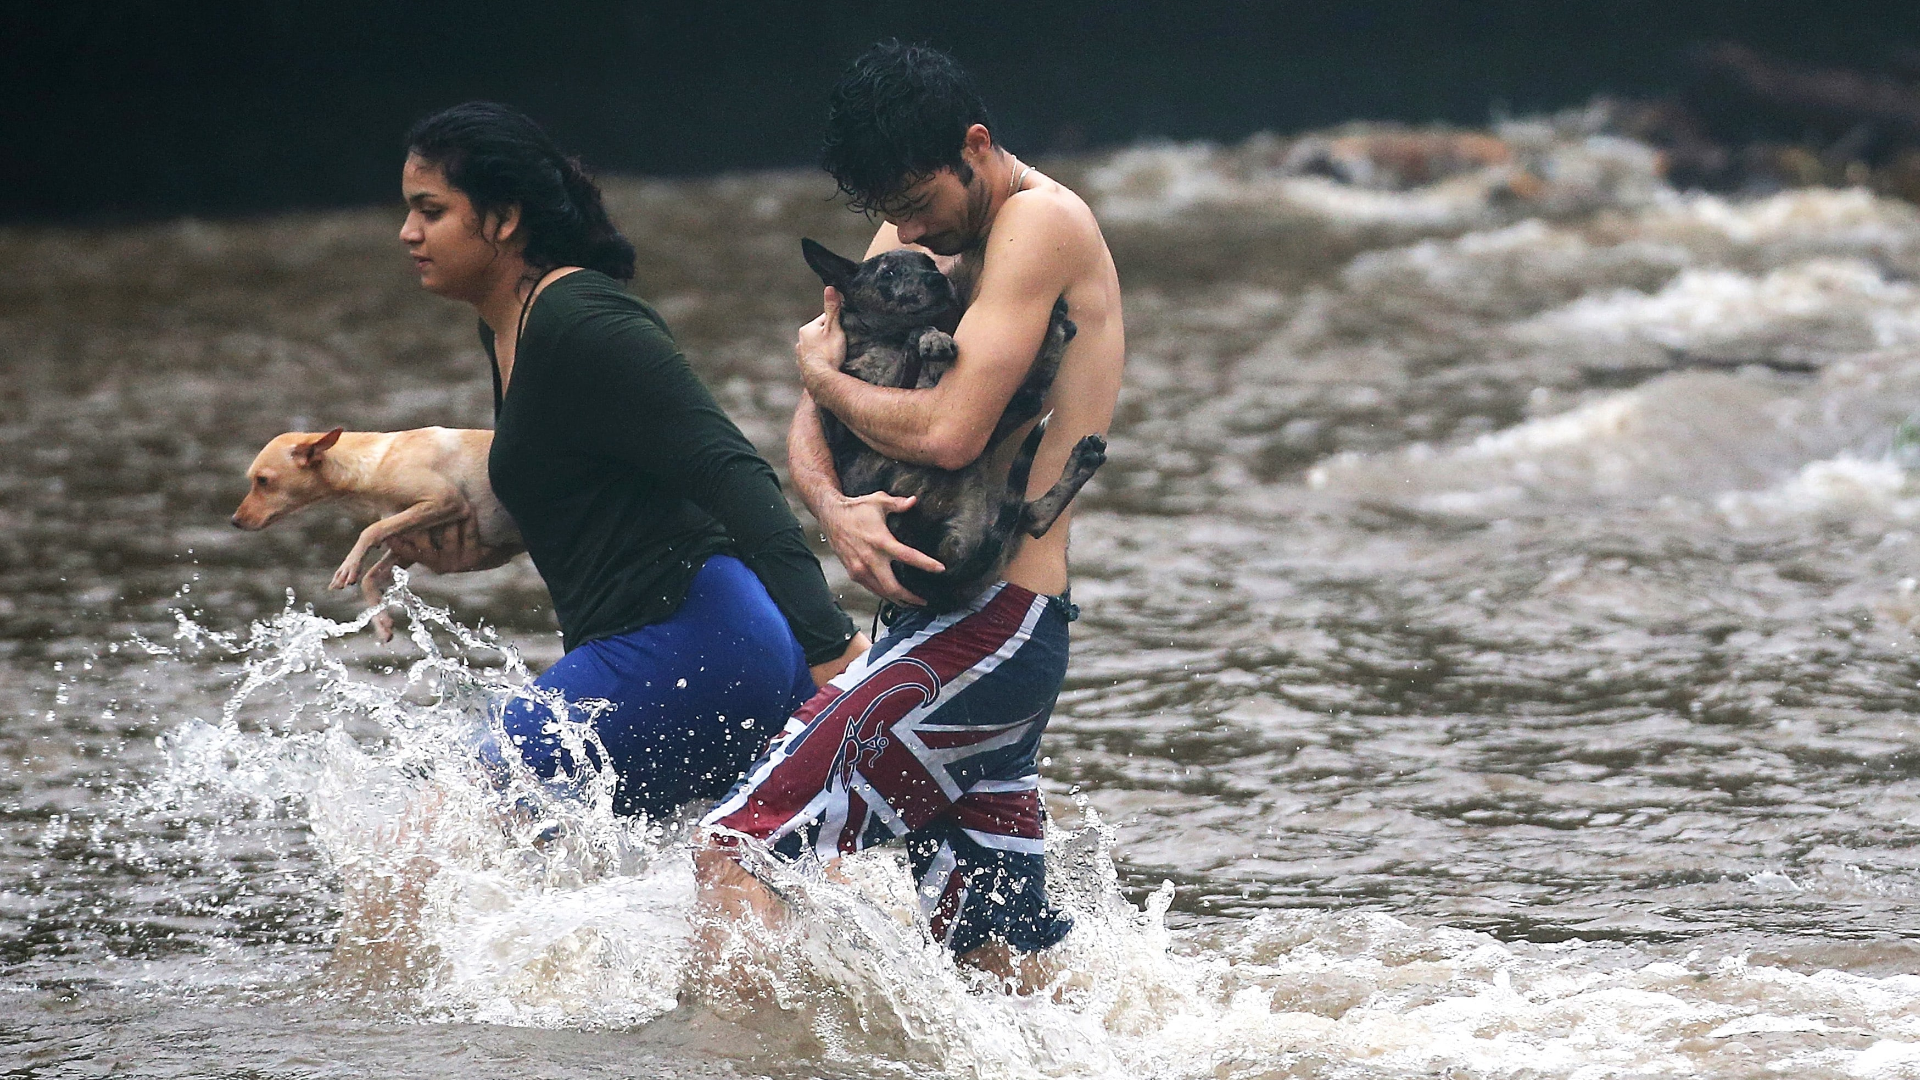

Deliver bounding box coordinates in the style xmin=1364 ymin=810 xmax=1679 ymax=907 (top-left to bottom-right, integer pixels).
xmin=801 ymin=238 xmax=859 ymax=290
xmin=292 ymin=427 xmax=342 ymax=468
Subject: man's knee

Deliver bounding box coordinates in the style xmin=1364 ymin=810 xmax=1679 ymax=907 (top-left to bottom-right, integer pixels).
xmin=693 ymin=832 xmax=790 ymax=926
xmin=693 ymin=835 xmax=744 ymax=880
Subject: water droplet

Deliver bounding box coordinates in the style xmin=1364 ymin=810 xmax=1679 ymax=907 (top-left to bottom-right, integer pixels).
xmin=675 ymin=678 xmax=687 ymax=689
xmin=1897 ymin=413 xmax=1920 ymax=470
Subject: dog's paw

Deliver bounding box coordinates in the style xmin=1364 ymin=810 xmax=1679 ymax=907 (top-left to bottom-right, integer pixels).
xmin=1071 ymin=434 xmax=1108 ymax=470
xmin=915 ymin=328 xmax=957 ymax=364
xmin=372 ymin=609 xmax=395 ymax=643
xmin=330 ymin=560 xmax=360 ymax=590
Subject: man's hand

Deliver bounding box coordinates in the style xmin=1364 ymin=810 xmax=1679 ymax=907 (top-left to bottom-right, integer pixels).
xmin=809 ymin=631 xmax=870 ymax=688
xmin=795 ymin=286 xmax=848 ymax=393
xmin=818 ymin=490 xmax=944 ymax=607
xmin=383 ymin=514 xmax=507 ymax=574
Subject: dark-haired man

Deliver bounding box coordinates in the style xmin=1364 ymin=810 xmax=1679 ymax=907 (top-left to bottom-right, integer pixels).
xmin=699 ymin=41 xmax=1124 ymax=985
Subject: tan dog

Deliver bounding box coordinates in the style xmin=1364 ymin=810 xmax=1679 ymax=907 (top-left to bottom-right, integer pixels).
xmin=231 ymin=427 xmax=522 ymax=640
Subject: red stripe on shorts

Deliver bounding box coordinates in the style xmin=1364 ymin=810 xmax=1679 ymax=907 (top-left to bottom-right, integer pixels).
xmin=711 ymin=585 xmax=1042 ymax=844
xmin=950 ymin=788 xmax=1044 ymax=840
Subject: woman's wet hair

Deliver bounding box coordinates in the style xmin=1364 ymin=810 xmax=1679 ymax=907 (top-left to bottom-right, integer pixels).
xmin=821 ymin=40 xmax=993 ymax=215
xmin=406 ymin=102 xmax=636 ymax=281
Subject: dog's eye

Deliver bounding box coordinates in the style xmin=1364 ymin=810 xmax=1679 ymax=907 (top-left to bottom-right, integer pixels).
xmin=254 ymin=476 xmax=268 ymax=488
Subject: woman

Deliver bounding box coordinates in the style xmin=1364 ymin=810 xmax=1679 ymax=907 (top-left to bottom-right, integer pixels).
xmin=391 ymin=101 xmax=867 ymax=817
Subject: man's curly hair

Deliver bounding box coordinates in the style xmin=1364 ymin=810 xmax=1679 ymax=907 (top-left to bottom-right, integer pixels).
xmin=821 ymin=41 xmax=994 ymax=214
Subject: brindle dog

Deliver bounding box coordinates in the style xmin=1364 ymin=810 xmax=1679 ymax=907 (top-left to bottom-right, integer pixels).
xmin=801 ymin=238 xmax=1107 ymax=611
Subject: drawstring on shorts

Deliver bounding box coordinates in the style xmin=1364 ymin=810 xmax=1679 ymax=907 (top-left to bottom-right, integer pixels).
xmin=871 ymin=588 xmax=1077 ymax=639
xmin=1049 ymin=590 xmax=1080 ymax=623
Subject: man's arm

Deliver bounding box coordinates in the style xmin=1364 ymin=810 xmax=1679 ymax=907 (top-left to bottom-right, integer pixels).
xmin=796 ymin=199 xmax=1077 ymax=471
xmin=788 ymin=390 xmax=943 ymax=606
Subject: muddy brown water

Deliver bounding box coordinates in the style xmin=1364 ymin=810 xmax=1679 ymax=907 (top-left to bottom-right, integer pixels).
xmin=4 ymin=125 xmax=1920 ymax=1077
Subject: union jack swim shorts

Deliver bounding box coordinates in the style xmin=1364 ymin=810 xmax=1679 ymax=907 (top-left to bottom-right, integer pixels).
xmin=701 ymin=581 xmax=1075 ymax=955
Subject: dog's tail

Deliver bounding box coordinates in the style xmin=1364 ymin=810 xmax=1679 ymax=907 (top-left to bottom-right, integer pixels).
xmin=1003 ymin=410 xmax=1049 ymax=508
xmin=948 ymin=413 xmax=1048 ymax=572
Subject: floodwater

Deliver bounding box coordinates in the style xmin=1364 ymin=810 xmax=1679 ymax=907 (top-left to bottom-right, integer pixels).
xmin=5 ymin=110 xmax=1920 ymax=1077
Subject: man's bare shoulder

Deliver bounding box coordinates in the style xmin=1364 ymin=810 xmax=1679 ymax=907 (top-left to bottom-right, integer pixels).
xmin=997 ymin=176 xmax=1105 ymax=254
xmin=980 ymin=177 xmax=1112 ymax=298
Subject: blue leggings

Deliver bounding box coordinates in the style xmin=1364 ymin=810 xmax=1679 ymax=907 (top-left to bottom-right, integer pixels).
xmin=497 ymin=554 xmax=815 ymax=818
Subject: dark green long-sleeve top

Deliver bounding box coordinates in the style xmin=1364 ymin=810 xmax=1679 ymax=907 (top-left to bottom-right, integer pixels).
xmin=483 ymin=269 xmax=856 ymax=663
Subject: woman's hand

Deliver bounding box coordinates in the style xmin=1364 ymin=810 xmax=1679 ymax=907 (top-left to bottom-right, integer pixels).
xmin=809 ymin=631 xmax=871 ymax=688
xmin=818 ymin=490 xmax=944 ymax=607
xmin=795 ymin=287 xmax=848 ymax=393
xmin=383 ymin=515 xmax=512 ymax=574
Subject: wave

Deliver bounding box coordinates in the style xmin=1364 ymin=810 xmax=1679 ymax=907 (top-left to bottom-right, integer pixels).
xmin=1516 ymin=258 xmax=1920 ymax=362
xmin=1082 ymin=114 xmax=1666 ymax=230
xmin=1306 ymin=339 xmax=1920 ymax=518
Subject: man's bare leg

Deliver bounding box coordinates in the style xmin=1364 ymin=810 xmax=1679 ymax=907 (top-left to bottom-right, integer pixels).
xmin=691 ymin=841 xmax=857 ymax=931
xmin=958 ymin=939 xmax=1065 ymax=997
xmin=690 ymin=841 xmax=795 ymax=1003
xmin=696 ymin=841 xmax=1069 ymax=998
xmin=693 ymin=843 xmax=788 ymax=927
xmin=325 ymin=785 xmax=445 ymax=990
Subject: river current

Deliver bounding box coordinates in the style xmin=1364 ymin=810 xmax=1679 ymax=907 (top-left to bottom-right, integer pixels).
xmin=4 ymin=112 xmax=1920 ymax=1077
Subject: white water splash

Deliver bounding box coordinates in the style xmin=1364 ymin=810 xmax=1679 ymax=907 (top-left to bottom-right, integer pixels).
xmin=116 ymin=579 xmax=1920 ymax=1079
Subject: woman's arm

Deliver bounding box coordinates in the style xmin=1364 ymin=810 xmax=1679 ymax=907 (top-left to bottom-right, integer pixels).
xmin=809 ymin=630 xmax=870 ymax=687
xmin=380 ymin=516 xmax=515 ymax=574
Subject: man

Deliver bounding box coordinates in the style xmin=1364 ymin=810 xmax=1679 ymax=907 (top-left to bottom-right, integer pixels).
xmin=698 ymin=41 xmax=1125 ymax=984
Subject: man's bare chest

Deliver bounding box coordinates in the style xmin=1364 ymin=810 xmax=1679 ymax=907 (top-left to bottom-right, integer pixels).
xmin=934 ymin=251 xmax=984 ymax=308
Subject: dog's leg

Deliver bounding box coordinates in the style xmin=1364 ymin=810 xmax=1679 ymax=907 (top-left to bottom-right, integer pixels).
xmin=1021 ymin=435 xmax=1107 ymax=538
xmin=360 ymin=550 xmax=400 ymax=642
xmin=331 ymin=500 xmax=466 ymax=591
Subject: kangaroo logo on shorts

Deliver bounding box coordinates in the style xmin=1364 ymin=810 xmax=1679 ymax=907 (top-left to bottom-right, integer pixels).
xmin=830 ymin=656 xmax=941 ymax=786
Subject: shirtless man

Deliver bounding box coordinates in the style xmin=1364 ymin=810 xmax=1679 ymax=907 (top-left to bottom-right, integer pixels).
xmin=698 ymin=41 xmax=1124 ymax=983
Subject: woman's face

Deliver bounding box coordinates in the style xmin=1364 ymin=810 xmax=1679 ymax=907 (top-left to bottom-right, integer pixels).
xmin=399 ymin=154 xmax=517 ymax=301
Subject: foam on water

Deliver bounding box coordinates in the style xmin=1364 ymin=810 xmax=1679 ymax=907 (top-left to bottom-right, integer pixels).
xmin=1082 ymin=116 xmax=1665 ymax=230
xmin=1302 ymin=335 xmax=1920 ymax=527
xmin=1718 ymin=454 xmax=1920 ymax=526
xmin=1306 ymin=371 xmax=1812 ymax=513
xmin=1279 ymin=181 xmax=1920 ymax=522
xmin=1643 ymin=186 xmax=1920 ymax=254
xmin=1518 ymin=258 xmax=1920 ymax=360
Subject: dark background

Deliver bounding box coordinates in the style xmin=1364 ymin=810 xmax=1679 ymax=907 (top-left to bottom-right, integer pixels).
xmin=6 ymin=0 xmax=1919 ymax=221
